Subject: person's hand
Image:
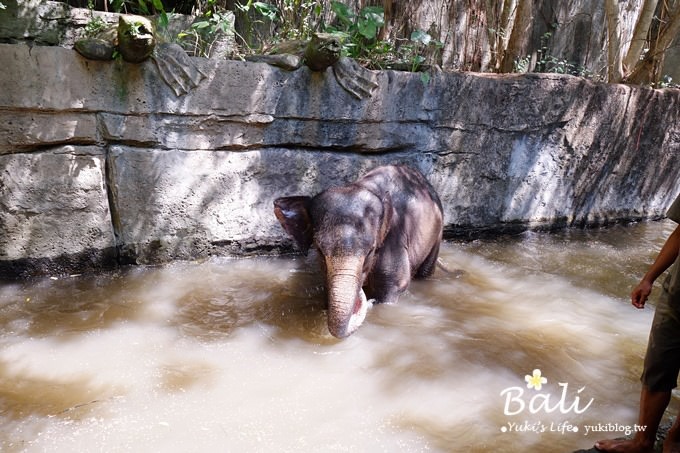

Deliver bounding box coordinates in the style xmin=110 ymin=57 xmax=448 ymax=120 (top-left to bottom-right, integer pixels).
xmin=631 ymin=280 xmax=653 ymax=309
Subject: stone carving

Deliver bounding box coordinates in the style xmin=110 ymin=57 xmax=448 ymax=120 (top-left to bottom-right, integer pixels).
xmin=75 ymin=15 xmax=205 ymax=96
xmin=246 ymin=33 xmax=378 ymax=99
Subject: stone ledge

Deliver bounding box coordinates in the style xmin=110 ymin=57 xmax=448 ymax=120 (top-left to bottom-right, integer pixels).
xmin=0 ymin=41 xmax=679 ymax=277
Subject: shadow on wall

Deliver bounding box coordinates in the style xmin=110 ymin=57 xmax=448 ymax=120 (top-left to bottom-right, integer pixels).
xmin=1 ymin=38 xmax=680 ymax=276
xmin=431 ymin=74 xmax=680 ymax=230
xmin=0 ymin=0 xmax=72 ymax=46
xmin=105 ymin=63 xmax=440 ymax=264
xmin=568 ymin=84 xmax=680 ymax=221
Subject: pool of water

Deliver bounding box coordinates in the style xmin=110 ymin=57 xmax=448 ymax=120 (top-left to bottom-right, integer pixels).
xmin=0 ymin=220 xmax=676 ymax=452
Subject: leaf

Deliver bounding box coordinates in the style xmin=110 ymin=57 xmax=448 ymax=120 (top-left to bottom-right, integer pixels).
xmin=362 ymin=6 xmax=385 ymax=16
xmin=111 ymin=0 xmax=124 ymax=12
xmin=136 ymin=0 xmax=150 ymax=15
xmin=420 ymin=72 xmax=431 ymax=85
xmin=411 ymin=29 xmax=431 ymax=45
xmin=235 ymin=1 xmax=250 ymax=13
xmin=253 ymin=1 xmax=278 ymax=21
xmin=218 ymin=20 xmax=232 ymax=33
xmin=360 ymin=6 xmax=385 ymax=27
xmin=331 ymin=1 xmax=353 ymax=25
xmin=327 ymin=30 xmax=349 ymax=41
xmin=357 ymin=21 xmax=377 ymax=40
xmin=158 ymin=11 xmax=169 ymax=29
xmin=192 ymin=21 xmax=211 ymax=29
xmin=151 ymin=0 xmax=164 ymax=12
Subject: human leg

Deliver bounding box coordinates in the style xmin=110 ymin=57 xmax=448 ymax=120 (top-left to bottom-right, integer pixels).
xmin=596 ymin=292 xmax=680 ymax=452
xmin=664 ymin=409 xmax=680 ymax=453
xmin=594 ymin=386 xmax=670 ymax=452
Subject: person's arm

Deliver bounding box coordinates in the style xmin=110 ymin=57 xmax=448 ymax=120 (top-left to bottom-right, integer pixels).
xmin=632 ymin=225 xmax=680 ymax=308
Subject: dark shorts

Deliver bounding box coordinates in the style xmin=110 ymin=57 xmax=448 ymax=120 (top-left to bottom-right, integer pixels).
xmin=641 ymin=289 xmax=680 ymax=391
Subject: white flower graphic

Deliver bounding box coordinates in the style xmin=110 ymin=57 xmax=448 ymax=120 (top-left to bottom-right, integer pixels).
xmin=525 ymin=369 xmax=547 ymax=391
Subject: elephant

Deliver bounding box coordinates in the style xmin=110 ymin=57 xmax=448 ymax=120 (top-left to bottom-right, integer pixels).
xmin=273 ymin=164 xmax=444 ymax=338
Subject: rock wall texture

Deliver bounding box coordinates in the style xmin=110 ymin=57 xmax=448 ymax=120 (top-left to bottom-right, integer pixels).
xmin=1 ymin=42 xmax=679 ymax=278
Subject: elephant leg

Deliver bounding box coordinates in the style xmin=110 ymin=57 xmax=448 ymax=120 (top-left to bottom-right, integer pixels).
xmin=415 ymin=242 xmax=440 ymax=279
xmin=368 ymin=248 xmax=411 ymax=305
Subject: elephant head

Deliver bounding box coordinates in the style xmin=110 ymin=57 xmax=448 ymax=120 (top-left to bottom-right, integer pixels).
xmin=274 ymin=186 xmax=393 ymax=338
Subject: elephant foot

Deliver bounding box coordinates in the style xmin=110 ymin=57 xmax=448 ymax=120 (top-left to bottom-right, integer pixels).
xmin=333 ymin=57 xmax=378 ymax=100
xmin=152 ymin=43 xmax=206 ymax=96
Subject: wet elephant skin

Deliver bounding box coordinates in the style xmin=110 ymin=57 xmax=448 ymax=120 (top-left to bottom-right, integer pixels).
xmin=274 ymin=165 xmax=444 ymax=338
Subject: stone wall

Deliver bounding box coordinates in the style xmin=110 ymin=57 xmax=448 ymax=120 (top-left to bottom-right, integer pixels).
xmin=1 ymin=42 xmax=679 ymax=278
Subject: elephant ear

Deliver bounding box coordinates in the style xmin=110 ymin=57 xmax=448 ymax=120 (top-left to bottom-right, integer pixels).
xmin=274 ymin=196 xmax=314 ymax=254
xmin=377 ymin=192 xmax=394 ymax=247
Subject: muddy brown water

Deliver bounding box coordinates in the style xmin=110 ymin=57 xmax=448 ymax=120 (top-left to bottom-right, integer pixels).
xmin=0 ymin=220 xmax=677 ymax=452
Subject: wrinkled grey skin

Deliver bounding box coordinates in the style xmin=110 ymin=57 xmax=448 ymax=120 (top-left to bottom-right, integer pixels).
xmin=274 ymin=165 xmax=443 ymax=338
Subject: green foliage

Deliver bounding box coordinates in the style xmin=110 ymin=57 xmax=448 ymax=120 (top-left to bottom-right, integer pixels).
xmin=655 ymin=75 xmax=679 ymax=89
xmin=403 ymin=29 xmax=443 ymax=71
xmin=237 ymin=1 xmax=278 ymax=21
xmin=82 ymin=0 xmax=109 ymax=38
xmin=322 ymin=4 xmax=440 ymax=78
xmin=274 ymin=0 xmax=322 ymax=41
xmin=408 ymin=30 xmax=443 ymax=84
xmin=513 ymin=55 xmax=530 ymax=73
xmin=79 ymin=0 xmax=441 ymax=79
xmin=110 ymin=0 xmax=168 ymax=29
xmin=234 ymin=0 xmax=322 ymax=48
xmin=84 ymin=15 xmax=108 ymax=37
xmin=514 ymin=32 xmax=596 ymax=80
xmin=111 ymin=0 xmax=157 ymax=15
xmin=178 ymin=0 xmax=234 ymax=57
xmin=234 ymin=0 xmax=279 ymax=49
xmin=325 ymin=2 xmax=386 ymax=61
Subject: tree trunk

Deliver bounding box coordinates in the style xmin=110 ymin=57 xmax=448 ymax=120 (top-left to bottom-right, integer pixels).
xmin=604 ymin=0 xmax=624 ymax=82
xmin=492 ymin=0 xmax=518 ymax=71
xmin=500 ymin=0 xmax=533 ymax=73
xmin=622 ymin=0 xmax=659 ymax=74
xmin=627 ymin=0 xmax=680 ymax=84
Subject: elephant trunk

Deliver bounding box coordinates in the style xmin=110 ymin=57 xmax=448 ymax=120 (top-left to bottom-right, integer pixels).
xmin=325 ymin=256 xmax=371 ymax=338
